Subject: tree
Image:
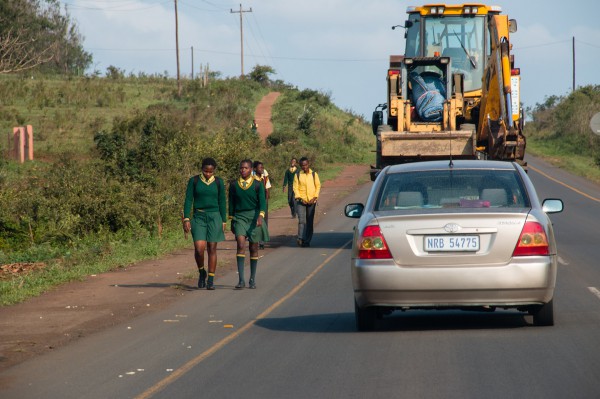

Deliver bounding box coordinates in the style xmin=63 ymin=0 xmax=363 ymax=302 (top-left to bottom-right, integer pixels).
xmin=0 ymin=0 xmax=92 ymax=74
xmin=248 ymin=65 xmax=275 ymax=85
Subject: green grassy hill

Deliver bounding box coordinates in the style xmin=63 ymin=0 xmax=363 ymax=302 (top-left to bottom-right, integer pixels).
xmin=524 ymin=85 xmax=600 ymax=182
xmin=0 ymin=74 xmax=374 ymax=305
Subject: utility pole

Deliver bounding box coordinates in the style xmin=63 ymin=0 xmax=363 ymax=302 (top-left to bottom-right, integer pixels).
xmin=174 ymin=0 xmax=181 ymax=96
xmin=230 ymin=4 xmax=252 ymax=78
xmin=191 ymin=46 xmax=194 ymax=80
xmin=572 ymin=36 xmax=576 ymax=93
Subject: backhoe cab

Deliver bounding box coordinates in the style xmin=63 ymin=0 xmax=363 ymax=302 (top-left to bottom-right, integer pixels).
xmin=371 ymin=4 xmax=525 ymax=181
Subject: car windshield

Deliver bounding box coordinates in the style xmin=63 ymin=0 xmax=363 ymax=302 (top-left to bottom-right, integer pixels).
xmin=376 ymin=169 xmax=529 ymax=210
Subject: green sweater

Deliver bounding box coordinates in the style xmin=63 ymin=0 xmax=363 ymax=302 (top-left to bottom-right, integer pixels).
xmin=183 ymin=176 xmax=227 ymax=222
xmin=282 ymin=166 xmax=298 ymax=188
xmin=228 ymin=178 xmax=266 ymax=217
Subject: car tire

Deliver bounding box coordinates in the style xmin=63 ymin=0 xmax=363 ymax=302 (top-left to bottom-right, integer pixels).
xmin=355 ymin=300 xmax=377 ymax=331
xmin=532 ymin=299 xmax=554 ymax=326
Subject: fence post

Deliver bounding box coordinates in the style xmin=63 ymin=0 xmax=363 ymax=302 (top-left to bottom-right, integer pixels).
xmin=26 ymin=125 xmax=33 ymax=161
xmin=10 ymin=126 xmax=33 ymax=163
xmin=13 ymin=127 xmax=25 ymax=163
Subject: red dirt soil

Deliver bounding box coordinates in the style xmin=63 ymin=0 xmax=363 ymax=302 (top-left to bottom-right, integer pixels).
xmin=253 ymin=91 xmax=280 ymax=141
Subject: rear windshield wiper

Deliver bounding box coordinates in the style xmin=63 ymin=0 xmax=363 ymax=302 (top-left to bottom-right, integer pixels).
xmin=452 ymin=29 xmax=477 ymax=69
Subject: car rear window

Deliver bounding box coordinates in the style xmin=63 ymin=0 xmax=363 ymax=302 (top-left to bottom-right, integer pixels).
xmin=376 ymin=169 xmax=529 ymax=210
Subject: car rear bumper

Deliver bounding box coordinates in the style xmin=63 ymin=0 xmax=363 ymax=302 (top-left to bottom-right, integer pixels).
xmin=352 ymin=255 xmax=557 ymax=308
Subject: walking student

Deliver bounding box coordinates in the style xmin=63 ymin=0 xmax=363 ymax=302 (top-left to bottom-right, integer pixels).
xmin=282 ymin=157 xmax=298 ymax=218
xmin=182 ymin=157 xmax=227 ymax=290
xmin=293 ymin=157 xmax=321 ymax=247
xmin=253 ymin=160 xmax=271 ymax=250
xmin=229 ymin=159 xmax=269 ymax=289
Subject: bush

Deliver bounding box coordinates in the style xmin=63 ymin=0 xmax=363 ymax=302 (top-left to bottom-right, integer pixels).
xmin=0 ymin=74 xmax=374 ymax=283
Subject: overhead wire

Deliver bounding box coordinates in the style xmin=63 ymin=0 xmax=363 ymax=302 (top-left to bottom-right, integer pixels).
xmin=243 ymin=13 xmax=265 ymax=69
xmin=514 ymin=39 xmax=570 ymax=50
xmin=576 ymin=39 xmax=600 ymax=50
xmin=248 ymin=12 xmax=282 ymax=79
xmin=63 ymin=0 xmax=171 ymax=12
xmin=64 ymin=3 xmax=592 ymax=65
xmin=178 ymin=0 xmax=225 ymax=13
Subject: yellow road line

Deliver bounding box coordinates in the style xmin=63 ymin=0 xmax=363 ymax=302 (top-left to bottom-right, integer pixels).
xmin=529 ymin=165 xmax=600 ymax=203
xmin=135 ymin=240 xmax=352 ymax=399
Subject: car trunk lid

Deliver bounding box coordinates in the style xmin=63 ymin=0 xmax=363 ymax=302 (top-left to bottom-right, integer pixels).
xmin=374 ymin=211 xmax=528 ymax=266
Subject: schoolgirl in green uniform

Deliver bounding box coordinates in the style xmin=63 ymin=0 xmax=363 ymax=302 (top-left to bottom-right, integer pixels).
xmin=228 ymin=159 xmax=269 ymax=289
xmin=182 ymin=158 xmax=227 ymax=290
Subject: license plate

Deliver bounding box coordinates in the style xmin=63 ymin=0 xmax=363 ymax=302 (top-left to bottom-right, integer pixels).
xmin=424 ymin=235 xmax=480 ymax=252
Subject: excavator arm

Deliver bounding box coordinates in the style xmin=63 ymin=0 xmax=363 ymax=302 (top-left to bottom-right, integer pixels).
xmin=478 ymin=14 xmax=526 ymax=163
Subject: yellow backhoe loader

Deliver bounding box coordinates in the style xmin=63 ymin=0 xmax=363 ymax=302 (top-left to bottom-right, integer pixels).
xmin=371 ymin=3 xmax=525 ymax=180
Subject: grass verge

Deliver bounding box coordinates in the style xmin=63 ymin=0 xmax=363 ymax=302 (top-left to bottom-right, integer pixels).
xmin=527 ymin=138 xmax=600 ymax=184
xmin=0 ymin=164 xmax=359 ymax=306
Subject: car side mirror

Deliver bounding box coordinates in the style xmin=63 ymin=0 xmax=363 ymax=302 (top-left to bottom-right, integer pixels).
xmin=345 ymin=203 xmax=364 ymax=218
xmin=542 ymin=199 xmax=563 ymax=214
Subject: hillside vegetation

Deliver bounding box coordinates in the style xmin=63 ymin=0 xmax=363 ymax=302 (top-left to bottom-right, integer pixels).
xmin=524 ymin=85 xmax=600 ymax=182
xmin=0 ymin=73 xmax=373 ymax=304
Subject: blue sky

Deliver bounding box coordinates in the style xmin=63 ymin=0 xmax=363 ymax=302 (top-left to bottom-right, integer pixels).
xmin=63 ymin=0 xmax=600 ymax=118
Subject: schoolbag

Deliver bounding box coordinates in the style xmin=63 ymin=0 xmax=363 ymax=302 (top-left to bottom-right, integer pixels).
xmin=295 ymin=169 xmax=316 ymax=181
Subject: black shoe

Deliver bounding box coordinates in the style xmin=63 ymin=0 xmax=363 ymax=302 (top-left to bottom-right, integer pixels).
xmin=198 ymin=269 xmax=207 ymax=289
xmin=206 ymin=281 xmax=215 ymax=290
xmin=235 ymin=281 xmax=245 ymax=289
xmin=301 ymin=242 xmax=310 ymax=247
xmin=259 ymin=243 xmax=265 ymax=250
xmin=248 ymin=279 xmax=256 ymax=289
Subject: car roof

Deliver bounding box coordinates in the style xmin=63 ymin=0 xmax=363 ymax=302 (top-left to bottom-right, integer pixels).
xmin=383 ymin=160 xmax=518 ymax=174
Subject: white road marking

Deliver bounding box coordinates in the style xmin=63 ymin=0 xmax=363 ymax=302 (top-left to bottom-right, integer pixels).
xmin=557 ymin=256 xmax=569 ymax=266
xmin=588 ymin=287 xmax=600 ymax=301
xmin=136 ymin=239 xmax=352 ymax=399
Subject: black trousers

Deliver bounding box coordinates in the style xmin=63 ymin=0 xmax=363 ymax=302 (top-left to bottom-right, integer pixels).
xmin=296 ymin=201 xmax=316 ymax=244
xmin=287 ymin=188 xmax=297 ymax=217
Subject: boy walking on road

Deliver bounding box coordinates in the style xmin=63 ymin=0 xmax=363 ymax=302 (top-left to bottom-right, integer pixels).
xmin=293 ymin=157 xmax=321 ymax=247
xmin=253 ymin=160 xmax=271 ymax=250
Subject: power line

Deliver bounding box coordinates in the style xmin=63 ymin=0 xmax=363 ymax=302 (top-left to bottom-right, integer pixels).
xmin=177 ymin=0 xmax=224 ymax=12
xmin=576 ymin=39 xmax=600 ymax=50
xmin=248 ymin=13 xmax=276 ymax=65
xmin=514 ymin=39 xmax=571 ymax=50
xmin=86 ymin=45 xmax=387 ymax=63
xmin=63 ymin=0 xmax=171 ymax=12
xmin=245 ymin=14 xmax=268 ymax=63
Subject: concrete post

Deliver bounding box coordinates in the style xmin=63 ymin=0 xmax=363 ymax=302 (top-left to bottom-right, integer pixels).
xmin=12 ymin=127 xmax=25 ymax=163
xmin=26 ymin=125 xmax=33 ymax=161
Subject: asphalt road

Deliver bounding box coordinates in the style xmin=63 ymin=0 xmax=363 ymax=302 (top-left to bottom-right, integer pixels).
xmin=2 ymin=155 xmax=600 ymax=399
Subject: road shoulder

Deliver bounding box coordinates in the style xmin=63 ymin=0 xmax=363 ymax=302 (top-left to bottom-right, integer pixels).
xmin=0 ymin=164 xmax=369 ymax=373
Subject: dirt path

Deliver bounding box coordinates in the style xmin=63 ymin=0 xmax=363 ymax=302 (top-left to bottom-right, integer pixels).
xmin=254 ymin=91 xmax=280 ymax=141
xmin=0 ymin=164 xmax=369 ymax=373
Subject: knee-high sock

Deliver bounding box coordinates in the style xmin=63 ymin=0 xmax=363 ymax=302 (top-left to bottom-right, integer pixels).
xmin=250 ymin=257 xmax=258 ymax=281
xmin=236 ymin=254 xmax=245 ymax=282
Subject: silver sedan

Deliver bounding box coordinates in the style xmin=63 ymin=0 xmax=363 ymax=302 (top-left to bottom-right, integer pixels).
xmin=345 ymin=160 xmax=563 ymax=331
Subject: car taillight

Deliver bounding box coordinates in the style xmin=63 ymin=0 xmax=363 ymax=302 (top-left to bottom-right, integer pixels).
xmin=358 ymin=226 xmax=392 ymax=259
xmin=513 ymin=221 xmax=549 ymax=256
